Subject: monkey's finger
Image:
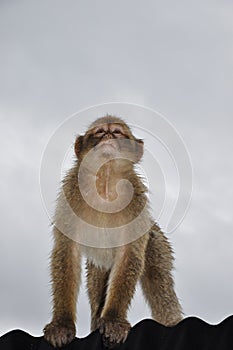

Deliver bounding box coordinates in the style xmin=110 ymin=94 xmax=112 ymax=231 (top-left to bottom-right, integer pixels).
xmin=122 ymin=329 xmax=129 ymax=343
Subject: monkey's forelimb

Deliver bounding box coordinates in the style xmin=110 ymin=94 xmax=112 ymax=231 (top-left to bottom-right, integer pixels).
xmin=97 ymin=236 xmax=149 ymax=348
xmin=43 ymin=228 xmax=81 ymax=348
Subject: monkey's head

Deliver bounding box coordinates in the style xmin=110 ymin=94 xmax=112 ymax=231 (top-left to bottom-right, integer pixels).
xmin=74 ymin=115 xmax=144 ymax=168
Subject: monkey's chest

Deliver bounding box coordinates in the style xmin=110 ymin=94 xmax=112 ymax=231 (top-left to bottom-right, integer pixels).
xmin=81 ymin=246 xmax=115 ymax=270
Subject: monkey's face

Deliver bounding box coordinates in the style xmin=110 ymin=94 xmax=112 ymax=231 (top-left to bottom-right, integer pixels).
xmin=75 ymin=121 xmax=144 ymax=166
xmin=91 ymin=123 xmax=128 ymax=158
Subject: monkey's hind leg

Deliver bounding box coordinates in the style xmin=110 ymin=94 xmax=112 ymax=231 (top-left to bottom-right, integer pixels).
xmin=86 ymin=261 xmax=110 ymax=332
xmin=140 ymin=229 xmax=183 ymax=326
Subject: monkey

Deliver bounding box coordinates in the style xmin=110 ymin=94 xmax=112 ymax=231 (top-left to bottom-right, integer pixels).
xmin=43 ymin=115 xmax=183 ymax=349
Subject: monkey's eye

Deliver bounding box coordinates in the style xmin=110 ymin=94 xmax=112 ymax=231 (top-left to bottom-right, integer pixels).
xmin=113 ymin=128 xmax=122 ymax=134
xmin=95 ymin=128 xmax=106 ymax=135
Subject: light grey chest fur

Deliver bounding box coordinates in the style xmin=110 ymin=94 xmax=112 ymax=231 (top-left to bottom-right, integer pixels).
xmin=81 ymin=246 xmax=115 ymax=270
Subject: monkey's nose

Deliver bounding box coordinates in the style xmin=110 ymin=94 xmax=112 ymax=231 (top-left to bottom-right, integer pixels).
xmin=103 ymin=133 xmax=113 ymax=139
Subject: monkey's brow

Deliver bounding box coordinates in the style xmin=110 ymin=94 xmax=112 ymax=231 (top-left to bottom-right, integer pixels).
xmin=87 ymin=125 xmax=131 ymax=139
xmin=91 ymin=123 xmax=123 ymax=132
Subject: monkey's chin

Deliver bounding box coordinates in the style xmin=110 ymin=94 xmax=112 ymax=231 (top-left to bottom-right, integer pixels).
xmin=101 ymin=149 xmax=115 ymax=159
xmin=95 ymin=142 xmax=118 ymax=158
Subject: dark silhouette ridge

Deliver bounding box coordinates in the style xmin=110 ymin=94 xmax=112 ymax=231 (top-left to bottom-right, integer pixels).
xmin=1 ymin=317 xmax=233 ymax=350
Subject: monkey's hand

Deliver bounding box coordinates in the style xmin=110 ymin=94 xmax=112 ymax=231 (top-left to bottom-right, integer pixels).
xmin=97 ymin=317 xmax=131 ymax=348
xmin=43 ymin=319 xmax=76 ymax=348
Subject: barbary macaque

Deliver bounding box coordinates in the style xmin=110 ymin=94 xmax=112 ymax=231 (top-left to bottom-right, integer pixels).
xmin=43 ymin=115 xmax=182 ymax=348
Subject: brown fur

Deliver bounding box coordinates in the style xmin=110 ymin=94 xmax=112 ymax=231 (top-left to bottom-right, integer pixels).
xmin=43 ymin=116 xmax=182 ymax=348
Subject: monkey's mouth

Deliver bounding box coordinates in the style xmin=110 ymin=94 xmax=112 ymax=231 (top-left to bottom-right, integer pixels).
xmin=96 ymin=140 xmax=118 ymax=150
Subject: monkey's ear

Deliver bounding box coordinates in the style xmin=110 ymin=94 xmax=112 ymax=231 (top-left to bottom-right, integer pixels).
xmin=74 ymin=135 xmax=84 ymax=158
xmin=135 ymin=139 xmax=144 ymax=162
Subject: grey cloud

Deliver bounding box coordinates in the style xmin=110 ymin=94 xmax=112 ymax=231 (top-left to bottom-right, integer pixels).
xmin=0 ymin=0 xmax=233 ymax=338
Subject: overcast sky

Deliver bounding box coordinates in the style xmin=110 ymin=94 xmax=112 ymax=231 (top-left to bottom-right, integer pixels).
xmin=0 ymin=0 xmax=233 ymax=338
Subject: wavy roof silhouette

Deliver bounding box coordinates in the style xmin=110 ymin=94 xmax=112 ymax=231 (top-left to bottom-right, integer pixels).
xmin=1 ymin=317 xmax=233 ymax=350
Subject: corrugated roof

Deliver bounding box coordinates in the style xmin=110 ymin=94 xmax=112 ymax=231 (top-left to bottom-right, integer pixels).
xmin=1 ymin=317 xmax=233 ymax=349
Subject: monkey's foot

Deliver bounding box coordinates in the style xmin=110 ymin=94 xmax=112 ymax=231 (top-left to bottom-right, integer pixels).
xmin=97 ymin=317 xmax=131 ymax=348
xmin=43 ymin=319 xmax=76 ymax=348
